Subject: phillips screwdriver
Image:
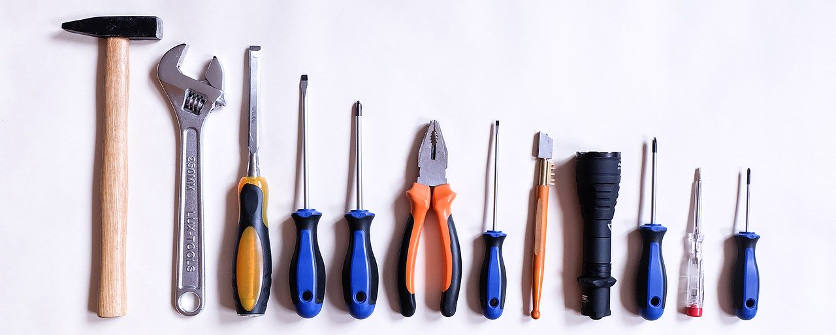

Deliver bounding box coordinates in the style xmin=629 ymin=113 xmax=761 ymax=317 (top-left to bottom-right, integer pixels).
xmin=342 ymin=101 xmax=379 ymax=319
xmin=232 ymin=46 xmax=272 ymax=316
xmin=637 ymin=137 xmax=667 ymax=320
xmin=289 ymin=74 xmax=326 ymax=318
xmin=733 ymin=168 xmax=759 ymax=320
xmin=480 ymin=120 xmax=507 ymax=320
xmin=685 ymin=169 xmax=704 ymax=317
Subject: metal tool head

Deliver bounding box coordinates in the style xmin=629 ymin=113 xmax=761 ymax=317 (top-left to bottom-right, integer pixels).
xmin=536 ymin=132 xmax=553 ymax=159
xmin=417 ymin=120 xmax=448 ymax=186
xmin=157 ymin=44 xmax=226 ymax=121
xmin=62 ymin=16 xmax=162 ymax=40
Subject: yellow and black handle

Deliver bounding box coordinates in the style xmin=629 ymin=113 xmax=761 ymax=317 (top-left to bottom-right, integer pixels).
xmin=232 ymin=177 xmax=272 ymax=315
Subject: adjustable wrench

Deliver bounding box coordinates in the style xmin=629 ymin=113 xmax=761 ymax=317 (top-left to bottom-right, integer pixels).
xmin=157 ymin=44 xmax=226 ymax=316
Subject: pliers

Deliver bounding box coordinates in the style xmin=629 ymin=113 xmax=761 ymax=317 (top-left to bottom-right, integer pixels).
xmin=397 ymin=120 xmax=462 ymax=317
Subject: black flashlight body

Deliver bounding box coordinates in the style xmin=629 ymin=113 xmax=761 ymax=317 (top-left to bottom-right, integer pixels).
xmin=575 ymin=152 xmax=621 ymax=320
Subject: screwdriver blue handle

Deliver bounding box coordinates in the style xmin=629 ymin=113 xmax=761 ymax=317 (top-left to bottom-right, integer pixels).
xmin=342 ymin=210 xmax=378 ymax=319
xmin=637 ymin=224 xmax=667 ymax=320
xmin=479 ymin=231 xmax=507 ymax=319
xmin=290 ymin=209 xmax=325 ymax=318
xmin=733 ymin=232 xmax=760 ymax=320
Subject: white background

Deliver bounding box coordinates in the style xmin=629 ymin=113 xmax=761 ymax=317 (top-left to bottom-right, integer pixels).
xmin=1 ymin=0 xmax=835 ymax=334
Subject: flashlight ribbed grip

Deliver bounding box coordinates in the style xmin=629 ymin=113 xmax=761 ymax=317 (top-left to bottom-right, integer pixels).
xmin=575 ymin=152 xmax=621 ymax=320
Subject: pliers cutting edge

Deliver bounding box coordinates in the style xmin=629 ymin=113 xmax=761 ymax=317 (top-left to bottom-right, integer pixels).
xmin=397 ymin=120 xmax=462 ymax=317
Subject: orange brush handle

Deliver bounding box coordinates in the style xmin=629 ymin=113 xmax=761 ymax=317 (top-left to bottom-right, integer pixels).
xmin=531 ymin=185 xmax=549 ymax=319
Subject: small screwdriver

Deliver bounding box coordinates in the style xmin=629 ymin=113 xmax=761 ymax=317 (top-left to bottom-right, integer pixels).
xmin=685 ymin=169 xmax=704 ymax=317
xmin=733 ymin=168 xmax=759 ymax=320
xmin=289 ymin=74 xmax=326 ymax=318
xmin=480 ymin=120 xmax=507 ymax=320
xmin=342 ymin=101 xmax=379 ymax=319
xmin=637 ymin=137 xmax=667 ymax=320
xmin=232 ymin=46 xmax=272 ymax=316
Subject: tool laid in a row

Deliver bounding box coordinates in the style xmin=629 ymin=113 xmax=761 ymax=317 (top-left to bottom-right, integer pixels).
xmin=232 ymin=46 xmax=272 ymax=316
xmin=637 ymin=137 xmax=667 ymax=320
xmin=397 ymin=120 xmax=463 ymax=317
xmin=480 ymin=121 xmax=507 ymax=319
xmin=62 ymin=16 xmax=762 ymax=319
xmin=530 ymin=132 xmax=554 ymax=319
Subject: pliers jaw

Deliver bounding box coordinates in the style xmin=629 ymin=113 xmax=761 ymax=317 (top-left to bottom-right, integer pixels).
xmin=417 ymin=120 xmax=448 ymax=187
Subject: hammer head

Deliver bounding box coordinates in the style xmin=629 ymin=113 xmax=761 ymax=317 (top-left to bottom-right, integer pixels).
xmin=62 ymin=16 xmax=162 ymax=40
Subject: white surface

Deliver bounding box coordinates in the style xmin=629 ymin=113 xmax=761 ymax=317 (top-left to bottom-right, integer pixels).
xmin=1 ymin=0 xmax=835 ymax=334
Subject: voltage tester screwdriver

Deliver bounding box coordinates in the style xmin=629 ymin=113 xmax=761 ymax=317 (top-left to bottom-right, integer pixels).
xmin=342 ymin=101 xmax=379 ymax=319
xmin=637 ymin=137 xmax=667 ymax=320
xmin=733 ymin=168 xmax=759 ymax=320
xmin=290 ymin=75 xmax=326 ymax=318
xmin=685 ymin=169 xmax=704 ymax=317
xmin=232 ymin=46 xmax=272 ymax=316
xmin=479 ymin=121 xmax=507 ymax=320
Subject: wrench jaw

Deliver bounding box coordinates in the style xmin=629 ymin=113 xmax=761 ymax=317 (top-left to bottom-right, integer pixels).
xmin=157 ymin=43 xmax=225 ymax=125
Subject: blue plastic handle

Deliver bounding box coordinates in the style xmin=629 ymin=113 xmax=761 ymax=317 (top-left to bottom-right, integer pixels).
xmin=733 ymin=232 xmax=760 ymax=320
xmin=343 ymin=210 xmax=378 ymax=319
xmin=479 ymin=231 xmax=506 ymax=320
xmin=637 ymin=224 xmax=667 ymax=320
xmin=290 ymin=209 xmax=325 ymax=318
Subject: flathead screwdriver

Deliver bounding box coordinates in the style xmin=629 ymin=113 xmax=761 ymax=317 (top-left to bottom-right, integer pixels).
xmin=290 ymin=74 xmax=325 ymax=318
xmin=637 ymin=137 xmax=667 ymax=320
xmin=232 ymin=46 xmax=272 ymax=316
xmin=342 ymin=101 xmax=379 ymax=319
xmin=733 ymin=168 xmax=759 ymax=320
xmin=480 ymin=120 xmax=507 ymax=320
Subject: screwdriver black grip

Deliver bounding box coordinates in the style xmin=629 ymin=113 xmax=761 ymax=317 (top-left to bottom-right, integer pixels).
xmin=479 ymin=231 xmax=507 ymax=319
xmin=637 ymin=224 xmax=667 ymax=320
xmin=575 ymin=152 xmax=621 ymax=320
xmin=342 ymin=210 xmax=379 ymax=319
xmin=289 ymin=209 xmax=325 ymax=318
xmin=232 ymin=181 xmax=272 ymax=315
xmin=733 ymin=232 xmax=760 ymax=320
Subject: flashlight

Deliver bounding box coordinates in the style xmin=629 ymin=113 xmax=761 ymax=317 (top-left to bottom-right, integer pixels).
xmin=575 ymin=152 xmax=621 ymax=320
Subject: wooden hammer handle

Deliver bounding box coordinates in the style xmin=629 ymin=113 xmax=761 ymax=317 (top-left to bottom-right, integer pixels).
xmin=98 ymin=37 xmax=129 ymax=318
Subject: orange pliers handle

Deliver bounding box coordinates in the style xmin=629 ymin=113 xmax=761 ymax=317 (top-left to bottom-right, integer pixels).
xmin=397 ymin=183 xmax=462 ymax=317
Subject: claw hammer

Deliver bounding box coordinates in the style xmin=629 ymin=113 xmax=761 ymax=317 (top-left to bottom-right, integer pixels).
xmin=62 ymin=16 xmax=162 ymax=318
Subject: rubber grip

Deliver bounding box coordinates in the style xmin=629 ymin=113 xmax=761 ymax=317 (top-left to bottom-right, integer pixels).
xmin=397 ymin=183 xmax=430 ymax=317
xmin=289 ymin=209 xmax=325 ymax=318
xmin=232 ymin=179 xmax=272 ymax=315
xmin=432 ymin=184 xmax=462 ymax=317
xmin=480 ymin=231 xmax=507 ymax=320
xmin=342 ymin=210 xmax=379 ymax=319
xmin=637 ymin=224 xmax=667 ymax=320
xmin=733 ymin=232 xmax=760 ymax=320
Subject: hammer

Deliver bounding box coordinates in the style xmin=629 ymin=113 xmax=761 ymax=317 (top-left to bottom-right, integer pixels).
xmin=62 ymin=16 xmax=162 ymax=318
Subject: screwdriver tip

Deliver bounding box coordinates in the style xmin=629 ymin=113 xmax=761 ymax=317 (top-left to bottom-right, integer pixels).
xmin=652 ymin=137 xmax=657 ymax=152
xmin=354 ymin=101 xmax=362 ymax=116
xmin=495 ymin=120 xmax=499 ymax=126
xmin=249 ymin=45 xmax=261 ymax=51
xmin=300 ymin=74 xmax=308 ymax=81
xmin=747 ymin=168 xmax=751 ymax=184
